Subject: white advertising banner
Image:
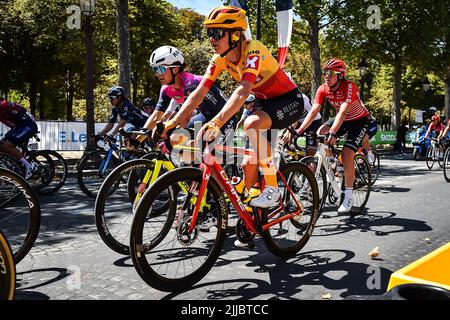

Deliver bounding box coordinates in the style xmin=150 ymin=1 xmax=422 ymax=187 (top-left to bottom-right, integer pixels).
xmin=0 ymin=121 xmax=132 ymax=151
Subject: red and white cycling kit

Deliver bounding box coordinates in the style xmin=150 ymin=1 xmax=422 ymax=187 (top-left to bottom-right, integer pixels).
xmin=428 ymin=121 xmax=446 ymax=135
xmin=314 ymin=80 xmax=369 ymax=121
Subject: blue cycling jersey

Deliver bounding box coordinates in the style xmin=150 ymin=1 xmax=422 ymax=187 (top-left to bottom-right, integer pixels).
xmin=108 ymin=99 xmax=148 ymax=129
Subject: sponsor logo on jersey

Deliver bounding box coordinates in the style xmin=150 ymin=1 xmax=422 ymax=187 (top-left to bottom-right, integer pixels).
xmin=206 ymin=63 xmax=216 ymax=76
xmin=246 ymin=55 xmax=259 ymax=69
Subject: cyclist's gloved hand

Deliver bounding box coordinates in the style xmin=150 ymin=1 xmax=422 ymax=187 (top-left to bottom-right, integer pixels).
xmin=152 ymin=120 xmax=177 ymax=141
xmin=198 ymin=120 xmax=222 ymax=142
xmin=325 ymin=131 xmax=337 ymax=146
xmin=282 ymin=129 xmax=292 ymax=144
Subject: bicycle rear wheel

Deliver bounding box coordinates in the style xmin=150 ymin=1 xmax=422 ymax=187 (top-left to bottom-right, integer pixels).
xmin=78 ymin=149 xmax=122 ymax=198
xmin=260 ymin=162 xmax=319 ymax=258
xmin=0 ymin=230 xmax=15 ymax=300
xmin=95 ymin=158 xmax=171 ymax=255
xmin=0 ymin=168 xmax=41 ymax=263
xmin=443 ymin=147 xmax=450 ymax=183
xmin=28 ymin=150 xmax=68 ymax=194
xmin=130 ymin=167 xmax=228 ymax=292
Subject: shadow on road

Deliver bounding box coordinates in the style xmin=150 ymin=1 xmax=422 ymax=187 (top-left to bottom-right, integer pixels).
xmin=161 ymin=249 xmax=392 ymax=300
xmin=313 ymin=210 xmax=432 ymax=237
xmin=15 ymin=267 xmax=71 ymax=300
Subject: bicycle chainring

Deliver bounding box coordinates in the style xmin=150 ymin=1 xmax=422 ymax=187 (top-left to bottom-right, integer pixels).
xmin=235 ymin=218 xmax=255 ymax=244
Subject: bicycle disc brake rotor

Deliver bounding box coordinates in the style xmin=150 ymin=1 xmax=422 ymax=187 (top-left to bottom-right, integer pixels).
xmin=176 ymin=205 xmax=198 ymax=246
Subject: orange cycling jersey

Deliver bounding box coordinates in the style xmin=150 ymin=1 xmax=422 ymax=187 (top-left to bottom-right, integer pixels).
xmin=200 ymin=40 xmax=296 ymax=99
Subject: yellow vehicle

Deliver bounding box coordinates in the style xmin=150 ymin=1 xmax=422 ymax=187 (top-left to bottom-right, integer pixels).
xmin=388 ymin=242 xmax=450 ymax=291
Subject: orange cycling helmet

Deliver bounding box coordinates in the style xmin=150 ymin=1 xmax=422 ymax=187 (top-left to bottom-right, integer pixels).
xmin=432 ymin=114 xmax=441 ymax=122
xmin=204 ymin=6 xmax=247 ymax=31
xmin=323 ymin=59 xmax=347 ymax=77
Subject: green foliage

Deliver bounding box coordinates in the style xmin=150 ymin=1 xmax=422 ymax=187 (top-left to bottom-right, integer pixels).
xmin=0 ymin=0 xmax=447 ymax=125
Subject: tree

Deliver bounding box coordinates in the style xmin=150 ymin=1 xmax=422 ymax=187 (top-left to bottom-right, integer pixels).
xmin=116 ymin=0 xmax=132 ymax=96
xmin=327 ymin=0 xmax=439 ymax=129
xmin=293 ymin=0 xmax=345 ymax=99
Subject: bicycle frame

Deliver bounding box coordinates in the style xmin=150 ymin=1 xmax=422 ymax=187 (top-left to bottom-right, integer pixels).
xmin=186 ymin=144 xmax=305 ymax=235
xmin=132 ymin=157 xmax=177 ymax=207
xmin=313 ymin=141 xmax=343 ymax=198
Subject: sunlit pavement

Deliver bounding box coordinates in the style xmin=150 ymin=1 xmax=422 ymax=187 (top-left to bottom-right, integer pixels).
xmin=14 ymin=154 xmax=450 ymax=300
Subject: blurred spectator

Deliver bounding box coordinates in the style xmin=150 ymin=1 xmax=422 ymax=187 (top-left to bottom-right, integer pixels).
xmin=396 ymin=121 xmax=408 ymax=154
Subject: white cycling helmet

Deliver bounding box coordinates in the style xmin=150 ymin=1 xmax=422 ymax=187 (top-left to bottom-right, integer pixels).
xmin=245 ymin=93 xmax=256 ymax=104
xmin=149 ymin=45 xmax=185 ymax=68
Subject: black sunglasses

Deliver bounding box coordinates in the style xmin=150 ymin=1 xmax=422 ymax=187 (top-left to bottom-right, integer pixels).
xmin=207 ymin=28 xmax=227 ymax=41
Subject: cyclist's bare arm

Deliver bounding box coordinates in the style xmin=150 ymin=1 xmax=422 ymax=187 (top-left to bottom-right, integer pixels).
xmin=439 ymin=125 xmax=449 ymax=140
xmin=162 ymin=111 xmax=176 ymax=122
xmin=298 ymin=102 xmax=322 ymax=133
xmin=110 ymin=119 xmax=127 ymax=136
xmin=99 ymin=123 xmax=114 ymax=135
xmin=143 ymin=109 xmax=164 ymax=131
xmin=173 ymin=86 xmax=209 ymax=127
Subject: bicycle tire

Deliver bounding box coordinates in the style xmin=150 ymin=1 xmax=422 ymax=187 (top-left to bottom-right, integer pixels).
xmin=78 ymin=149 xmax=122 ymax=198
xmin=260 ymin=162 xmax=319 ymax=258
xmin=340 ymin=154 xmax=371 ymax=215
xmin=130 ymin=167 xmax=228 ymax=292
xmin=0 ymin=152 xmax=24 ymax=176
xmin=95 ymin=158 xmax=172 ymax=255
xmin=437 ymin=146 xmax=446 ymax=169
xmin=369 ymin=149 xmax=380 ymax=185
xmin=300 ymin=156 xmax=328 ymax=211
xmin=425 ymin=145 xmax=435 ymax=170
xmin=0 ymin=168 xmax=41 ymax=263
xmin=29 ymin=150 xmax=68 ymax=194
xmin=444 ymin=147 xmax=450 ymax=183
xmin=0 ymin=230 xmax=15 ymax=300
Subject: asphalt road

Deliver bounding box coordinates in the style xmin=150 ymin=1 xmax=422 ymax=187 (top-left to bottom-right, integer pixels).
xmin=13 ymin=153 xmax=450 ymax=301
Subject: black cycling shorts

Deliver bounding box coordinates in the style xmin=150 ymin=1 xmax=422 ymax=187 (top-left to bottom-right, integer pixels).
xmin=325 ymin=116 xmax=370 ymax=152
xmin=254 ymin=87 xmax=304 ymax=130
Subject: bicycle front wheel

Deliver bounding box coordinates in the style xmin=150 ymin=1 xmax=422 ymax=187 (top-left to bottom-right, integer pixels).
xmin=443 ymin=147 xmax=450 ymax=183
xmin=130 ymin=167 xmax=228 ymax=292
xmin=95 ymin=158 xmax=171 ymax=255
xmin=300 ymin=156 xmax=327 ymax=211
xmin=78 ymin=149 xmax=122 ymax=198
xmin=261 ymin=162 xmax=319 ymax=258
xmin=369 ymin=149 xmax=380 ymax=185
xmin=340 ymin=154 xmax=371 ymax=215
xmin=0 ymin=168 xmax=41 ymax=263
xmin=437 ymin=147 xmax=446 ymax=169
xmin=425 ymin=145 xmax=435 ymax=170
xmin=0 ymin=231 xmax=15 ymax=300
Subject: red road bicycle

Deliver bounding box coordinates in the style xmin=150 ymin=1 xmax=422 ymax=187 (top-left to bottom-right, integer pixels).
xmin=130 ymin=136 xmax=319 ymax=292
